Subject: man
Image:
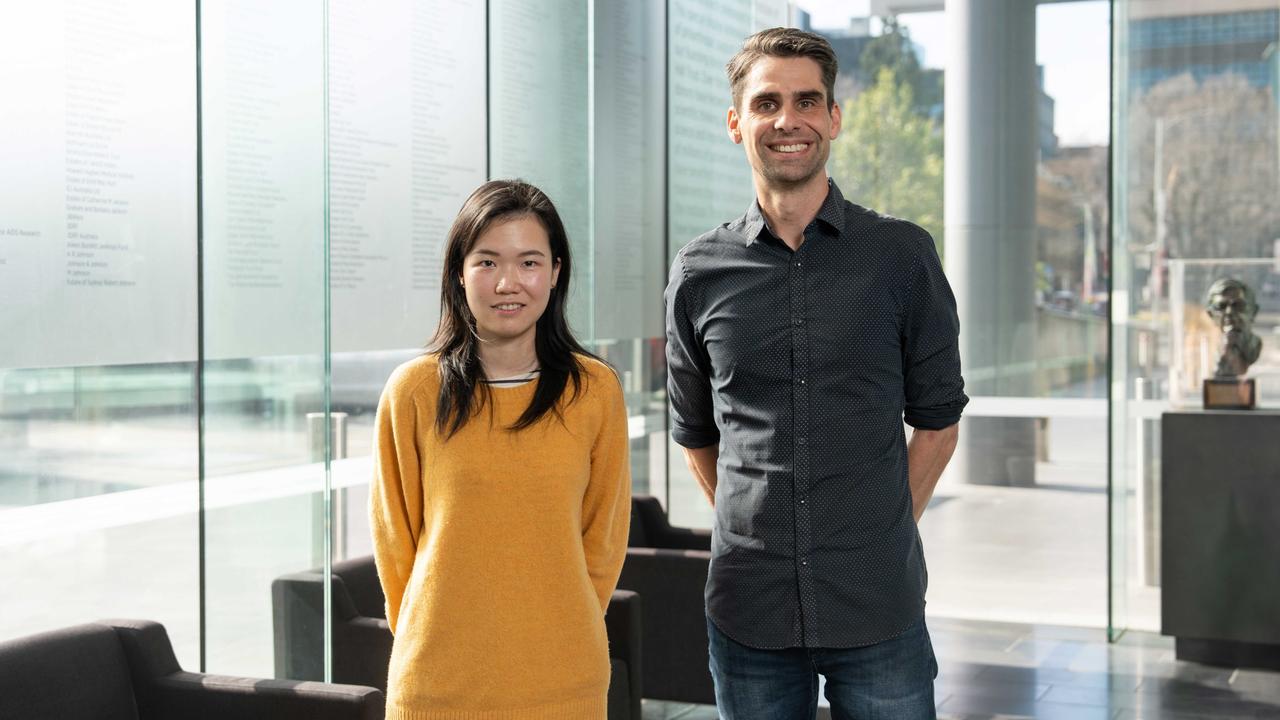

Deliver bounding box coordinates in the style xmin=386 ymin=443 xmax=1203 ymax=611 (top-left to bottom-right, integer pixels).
xmin=664 ymin=28 xmax=967 ymax=720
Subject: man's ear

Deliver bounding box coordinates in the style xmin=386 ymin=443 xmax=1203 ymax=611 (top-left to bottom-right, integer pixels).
xmin=829 ymin=100 xmax=842 ymax=140
xmin=727 ymin=106 xmax=743 ymax=145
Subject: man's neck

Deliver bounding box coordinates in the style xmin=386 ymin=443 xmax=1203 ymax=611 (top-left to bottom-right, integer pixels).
xmin=477 ymin=332 xmax=539 ymax=379
xmin=755 ymin=173 xmax=830 ymax=251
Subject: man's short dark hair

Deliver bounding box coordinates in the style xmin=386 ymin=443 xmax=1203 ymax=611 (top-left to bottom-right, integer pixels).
xmin=725 ymin=27 xmax=839 ymax=110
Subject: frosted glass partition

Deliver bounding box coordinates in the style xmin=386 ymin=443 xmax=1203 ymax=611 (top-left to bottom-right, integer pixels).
xmin=590 ymin=1 xmax=669 ymax=497
xmin=325 ymin=0 xmax=486 ymax=571
xmin=199 ymin=0 xmax=326 ymax=678
xmin=489 ymin=0 xmax=591 ymax=332
xmin=592 ymin=0 xmax=666 ymax=343
xmin=0 ymin=1 xmax=197 ymax=369
xmin=201 ymin=0 xmax=325 ymax=360
xmin=0 ymin=0 xmax=201 ymax=668
xmin=327 ymin=0 xmax=486 ymax=354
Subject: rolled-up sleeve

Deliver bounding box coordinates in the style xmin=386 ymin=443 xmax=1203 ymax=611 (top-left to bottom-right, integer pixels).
xmin=664 ymin=250 xmax=719 ymax=448
xmin=902 ymin=234 xmax=968 ymax=429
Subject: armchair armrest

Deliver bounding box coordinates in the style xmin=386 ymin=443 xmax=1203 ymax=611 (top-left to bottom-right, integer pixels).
xmin=148 ymin=672 xmax=383 ymax=720
xmin=332 ymin=616 xmax=393 ymax=692
xmin=272 ymin=570 xmax=364 ymax=683
xmin=103 ymin=619 xmax=384 ymax=720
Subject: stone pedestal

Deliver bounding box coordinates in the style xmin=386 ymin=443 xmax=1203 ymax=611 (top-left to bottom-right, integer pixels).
xmin=1161 ymin=410 xmax=1280 ymax=670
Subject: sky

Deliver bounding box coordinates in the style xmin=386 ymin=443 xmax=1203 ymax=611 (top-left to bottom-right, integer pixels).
xmin=795 ymin=0 xmax=1111 ymax=146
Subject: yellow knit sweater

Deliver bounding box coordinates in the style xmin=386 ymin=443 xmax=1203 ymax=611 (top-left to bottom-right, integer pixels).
xmin=369 ymin=353 xmax=631 ymax=720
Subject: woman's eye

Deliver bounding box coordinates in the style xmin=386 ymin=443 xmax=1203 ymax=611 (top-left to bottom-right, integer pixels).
xmin=478 ymin=260 xmax=495 ymax=267
xmin=523 ymin=260 xmax=539 ymax=268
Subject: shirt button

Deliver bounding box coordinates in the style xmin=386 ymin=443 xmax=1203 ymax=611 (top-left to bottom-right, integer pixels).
xmin=801 ymin=559 xmax=808 ymax=566
xmin=798 ymin=437 xmax=807 ymax=445
xmin=795 ymin=261 xmax=802 ymax=268
xmin=793 ymin=317 xmax=804 ymax=326
xmin=798 ymin=378 xmax=806 ymax=385
xmin=800 ymin=498 xmax=807 ymax=504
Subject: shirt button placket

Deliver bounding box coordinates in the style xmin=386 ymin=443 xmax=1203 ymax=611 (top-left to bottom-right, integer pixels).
xmin=791 ymin=234 xmax=816 ymax=646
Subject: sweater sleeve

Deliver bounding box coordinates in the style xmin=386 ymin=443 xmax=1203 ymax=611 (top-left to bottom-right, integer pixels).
xmin=368 ymin=368 xmax=424 ymax=636
xmin=582 ymin=370 xmax=632 ymax=614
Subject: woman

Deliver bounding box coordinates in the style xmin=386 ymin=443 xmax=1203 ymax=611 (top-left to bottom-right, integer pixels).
xmin=369 ymin=180 xmax=631 ymax=719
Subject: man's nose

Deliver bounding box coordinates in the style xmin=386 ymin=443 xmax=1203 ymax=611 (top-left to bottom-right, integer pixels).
xmin=775 ymin=107 xmax=801 ymax=131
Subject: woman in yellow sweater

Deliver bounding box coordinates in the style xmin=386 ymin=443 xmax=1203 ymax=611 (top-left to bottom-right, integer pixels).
xmin=369 ymin=180 xmax=631 ymax=719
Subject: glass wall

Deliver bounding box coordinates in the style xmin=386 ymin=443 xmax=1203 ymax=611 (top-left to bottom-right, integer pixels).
xmin=0 ymin=0 xmax=671 ymax=676
xmin=0 ymin=0 xmax=202 ymax=666
xmin=1111 ymin=0 xmax=1280 ymax=636
xmin=11 ymin=0 xmax=1269 ymax=674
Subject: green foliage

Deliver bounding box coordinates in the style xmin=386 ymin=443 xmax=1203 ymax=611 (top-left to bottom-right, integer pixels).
xmin=830 ymin=67 xmax=944 ymax=255
xmin=856 ymin=18 xmax=939 ymax=114
xmin=857 ymin=18 xmax=920 ymax=89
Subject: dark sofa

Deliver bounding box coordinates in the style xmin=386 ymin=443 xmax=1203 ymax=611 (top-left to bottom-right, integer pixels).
xmin=273 ymin=555 xmax=643 ymax=720
xmin=0 ymin=619 xmax=384 ymax=720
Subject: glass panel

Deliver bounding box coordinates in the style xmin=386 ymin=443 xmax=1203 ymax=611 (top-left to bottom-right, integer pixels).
xmin=592 ymin=0 xmax=668 ymax=496
xmin=1110 ymin=0 xmax=1280 ymax=637
xmin=326 ymin=0 xmax=485 ymax=564
xmin=489 ymin=0 xmax=590 ymax=332
xmin=489 ymin=0 xmax=668 ymax=497
xmin=199 ymin=0 xmax=326 ymax=677
xmin=665 ymin=0 xmax=793 ymax=528
xmin=0 ymin=0 xmax=200 ymax=665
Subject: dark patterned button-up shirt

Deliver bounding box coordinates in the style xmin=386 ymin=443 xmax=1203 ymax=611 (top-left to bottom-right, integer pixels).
xmin=664 ymin=180 xmax=967 ymax=649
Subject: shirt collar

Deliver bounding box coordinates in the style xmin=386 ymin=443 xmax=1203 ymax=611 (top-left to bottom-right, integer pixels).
xmin=741 ymin=178 xmax=847 ymax=247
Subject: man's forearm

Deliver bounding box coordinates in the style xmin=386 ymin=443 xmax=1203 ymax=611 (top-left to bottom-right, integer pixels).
xmin=907 ymin=424 xmax=959 ymax=522
xmin=682 ymin=444 xmax=719 ymax=507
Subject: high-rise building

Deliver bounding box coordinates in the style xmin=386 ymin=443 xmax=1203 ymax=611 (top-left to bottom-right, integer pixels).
xmin=1129 ymin=0 xmax=1279 ymax=91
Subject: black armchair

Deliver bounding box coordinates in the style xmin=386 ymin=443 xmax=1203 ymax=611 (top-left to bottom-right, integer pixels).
xmin=0 ymin=619 xmax=383 ymax=720
xmin=618 ymin=494 xmax=715 ymax=705
xmin=273 ymin=555 xmax=642 ymax=720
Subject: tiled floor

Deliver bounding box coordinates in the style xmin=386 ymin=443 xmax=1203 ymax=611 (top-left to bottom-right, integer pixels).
xmin=642 ymin=616 xmax=1280 ymax=719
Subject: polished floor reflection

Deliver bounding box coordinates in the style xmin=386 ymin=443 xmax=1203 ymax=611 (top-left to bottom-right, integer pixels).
xmin=643 ymin=617 xmax=1280 ymax=719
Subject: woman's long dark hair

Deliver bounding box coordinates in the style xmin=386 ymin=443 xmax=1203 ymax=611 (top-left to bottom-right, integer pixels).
xmin=429 ymin=180 xmax=599 ymax=439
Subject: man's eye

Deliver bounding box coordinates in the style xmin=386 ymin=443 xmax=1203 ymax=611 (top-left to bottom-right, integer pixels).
xmin=758 ymin=101 xmax=777 ymax=112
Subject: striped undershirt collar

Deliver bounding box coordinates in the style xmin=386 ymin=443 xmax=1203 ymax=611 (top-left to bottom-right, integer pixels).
xmin=482 ymin=369 xmax=541 ymax=385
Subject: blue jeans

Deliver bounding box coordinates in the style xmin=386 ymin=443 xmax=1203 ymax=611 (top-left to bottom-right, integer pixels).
xmin=707 ymin=616 xmax=938 ymax=720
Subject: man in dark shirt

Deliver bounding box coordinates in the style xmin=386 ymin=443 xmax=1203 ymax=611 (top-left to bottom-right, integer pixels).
xmin=665 ymin=27 xmax=967 ymax=720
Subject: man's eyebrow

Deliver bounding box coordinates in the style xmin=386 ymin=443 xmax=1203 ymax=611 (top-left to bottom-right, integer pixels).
xmin=749 ymin=89 xmax=826 ymax=104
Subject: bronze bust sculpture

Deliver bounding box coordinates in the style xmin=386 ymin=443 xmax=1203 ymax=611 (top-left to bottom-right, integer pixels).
xmin=1201 ymin=277 xmax=1263 ymax=409
xmin=1204 ymin=277 xmax=1263 ymax=379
